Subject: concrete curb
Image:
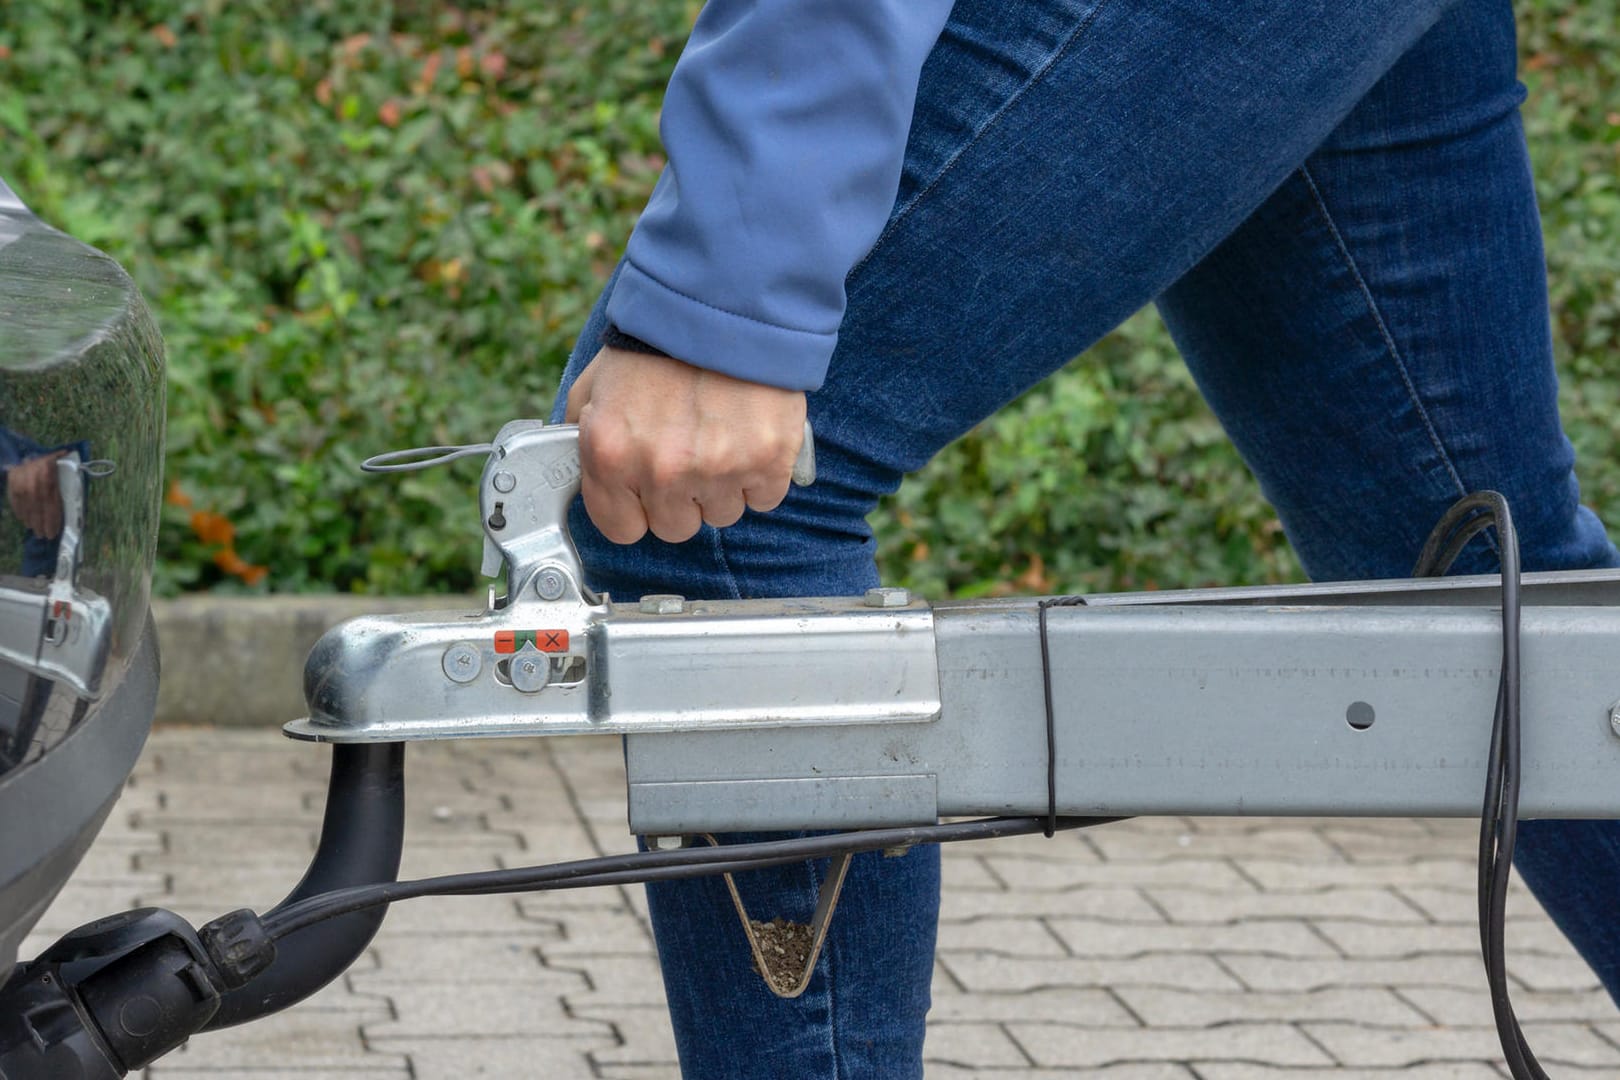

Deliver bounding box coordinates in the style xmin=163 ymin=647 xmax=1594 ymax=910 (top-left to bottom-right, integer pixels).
xmin=151 ymin=594 xmax=477 ymax=727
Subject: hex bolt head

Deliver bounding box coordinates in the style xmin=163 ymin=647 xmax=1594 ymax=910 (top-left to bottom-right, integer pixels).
xmin=442 ymin=643 xmax=483 ymax=684
xmin=647 ymin=835 xmax=687 ymax=851
xmin=492 ymin=470 xmax=517 ymax=493
xmin=510 ymin=651 xmax=549 ymax=693
xmin=639 ymin=594 xmax=686 ymax=615
xmin=864 ymin=586 xmax=911 ymax=608
xmin=535 ymin=567 xmax=567 ymax=601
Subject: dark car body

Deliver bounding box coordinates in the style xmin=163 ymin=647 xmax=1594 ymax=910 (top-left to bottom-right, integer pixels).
xmin=0 ymin=177 xmax=163 ymax=970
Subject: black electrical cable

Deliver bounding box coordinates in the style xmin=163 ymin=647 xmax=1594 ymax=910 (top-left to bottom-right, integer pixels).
xmin=1038 ymin=596 xmax=1088 ymax=838
xmin=1412 ymin=491 xmax=1547 ymax=1080
xmin=260 ymin=813 xmax=1117 ymax=943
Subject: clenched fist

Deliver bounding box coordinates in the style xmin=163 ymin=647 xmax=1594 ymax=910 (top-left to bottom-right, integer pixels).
xmin=565 ymin=347 xmax=808 ymax=545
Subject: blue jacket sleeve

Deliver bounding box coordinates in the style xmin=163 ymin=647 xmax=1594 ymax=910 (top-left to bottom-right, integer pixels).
xmin=604 ymin=0 xmax=954 ymax=392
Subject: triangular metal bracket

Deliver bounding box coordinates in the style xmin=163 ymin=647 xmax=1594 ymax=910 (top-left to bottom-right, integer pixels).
xmin=697 ymin=834 xmax=851 ymax=999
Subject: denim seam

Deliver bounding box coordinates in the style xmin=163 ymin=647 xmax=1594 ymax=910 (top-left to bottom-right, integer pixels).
xmin=1297 ymin=164 xmax=1490 ymax=542
xmin=816 ymin=855 xmax=842 ymax=1080
xmin=706 ymin=524 xmax=744 ymax=601
xmin=623 ymin=256 xmax=839 ymax=337
xmin=848 ymin=0 xmax=1112 ymax=286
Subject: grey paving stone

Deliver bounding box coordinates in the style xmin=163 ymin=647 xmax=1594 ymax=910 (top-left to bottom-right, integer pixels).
xmin=360 ymin=932 xmax=558 ymax=981
xmin=1145 ymin=886 xmax=1428 ymax=924
xmin=940 ymin=886 xmax=1165 ymax=922
xmin=1397 ymin=882 xmax=1536 ymax=925
xmin=578 ymin=1003 xmax=679 ymax=1067
xmin=151 ymin=821 xmax=320 ymax=860
xmin=392 ymin=843 xmax=513 ymax=879
xmin=1219 ymin=953 xmax=1491 ymax=992
xmin=139 ymin=781 xmax=324 ymax=823
xmin=1193 ymin=1066 xmax=1502 ymax=1079
xmin=1313 ymin=917 xmax=1573 ymax=958
xmin=149 ymin=1070 xmax=410 ymax=1078
xmin=1500 ymin=947 xmax=1608 ymax=993
xmin=1303 ymin=1020 xmax=1620 ymax=1068
xmin=928 ymin=986 xmax=1137 ymax=1026
xmin=1113 ymin=987 xmax=1428 ymax=1027
xmin=361 ymin=979 xmax=608 ymax=1039
xmin=491 ymin=819 xmax=612 ymax=861
xmin=376 ymin=1036 xmax=609 ymax=1078
xmin=1088 ymin=826 xmax=1341 ymax=862
xmin=983 ymin=858 xmax=1253 ymax=891
xmin=941 ymin=953 xmax=1242 ymax=993
xmin=359 ymin=892 xmax=551 ymax=934
xmin=1046 ymin=917 xmax=1337 ymax=959
xmin=530 ymin=907 xmax=657 ymax=957
xmin=155 ymin=1010 xmax=396 ymax=1070
xmin=944 ymin=853 xmax=1012 ymax=890
xmin=555 ymin=953 xmax=671 ymax=1009
xmin=1399 ymin=985 xmax=1619 ymax=1025
xmin=1008 ymin=1022 xmax=1332 ymax=1068
xmin=923 ymin=1022 xmax=1030 ymax=1067
xmin=1235 ymin=857 xmax=1478 ymax=890
xmin=936 ymin=916 xmax=1068 ymax=957
xmin=1317 ymin=826 xmax=1476 ymax=862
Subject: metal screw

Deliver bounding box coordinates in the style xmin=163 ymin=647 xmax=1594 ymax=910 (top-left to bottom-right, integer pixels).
xmin=492 ymin=470 xmax=517 ymax=493
xmin=1609 ymin=699 xmax=1620 ymax=737
xmin=864 ymin=586 xmax=911 ymax=608
xmin=639 ymin=594 xmax=685 ymax=615
xmin=647 ymin=835 xmax=686 ymax=851
xmin=535 ymin=567 xmax=567 ymax=601
xmin=442 ymin=643 xmax=482 ymax=684
xmin=510 ymin=651 xmax=548 ymax=693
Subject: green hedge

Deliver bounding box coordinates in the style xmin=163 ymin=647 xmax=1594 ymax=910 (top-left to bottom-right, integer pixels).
xmin=2 ymin=1 xmax=1615 ymax=597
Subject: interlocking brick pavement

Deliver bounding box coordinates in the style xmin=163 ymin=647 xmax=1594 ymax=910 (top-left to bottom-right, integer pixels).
xmin=25 ymin=729 xmax=1620 ymax=1078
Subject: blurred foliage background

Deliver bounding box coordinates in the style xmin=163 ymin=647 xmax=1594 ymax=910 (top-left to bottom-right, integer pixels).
xmin=0 ymin=0 xmax=1615 ymax=597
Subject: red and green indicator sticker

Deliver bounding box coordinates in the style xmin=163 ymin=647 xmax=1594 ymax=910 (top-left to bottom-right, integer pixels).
xmin=494 ymin=629 xmax=570 ymax=654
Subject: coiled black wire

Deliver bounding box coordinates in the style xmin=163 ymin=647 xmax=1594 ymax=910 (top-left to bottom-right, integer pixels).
xmin=1412 ymin=491 xmax=1545 ymax=1080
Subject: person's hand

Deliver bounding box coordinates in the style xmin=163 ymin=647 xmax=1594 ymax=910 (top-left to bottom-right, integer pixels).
xmin=565 ymin=347 xmax=808 ymax=545
xmin=5 ymin=451 xmax=67 ymax=539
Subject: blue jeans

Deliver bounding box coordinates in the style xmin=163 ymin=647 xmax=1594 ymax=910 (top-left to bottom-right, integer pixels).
xmin=554 ymin=0 xmax=1620 ymax=1073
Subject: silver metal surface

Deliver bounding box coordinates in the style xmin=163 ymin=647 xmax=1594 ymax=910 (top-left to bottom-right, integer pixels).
xmin=864 ymin=586 xmax=911 ymax=608
xmin=288 ymin=596 xmax=942 ymax=741
xmin=639 ymin=594 xmax=685 ymax=615
xmin=623 ymin=593 xmax=1620 ymax=831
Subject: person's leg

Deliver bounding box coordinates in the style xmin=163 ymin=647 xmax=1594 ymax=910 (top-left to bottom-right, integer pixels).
xmin=557 ymin=0 xmax=1466 ymax=1072
xmin=1154 ymin=0 xmax=1620 ymax=1002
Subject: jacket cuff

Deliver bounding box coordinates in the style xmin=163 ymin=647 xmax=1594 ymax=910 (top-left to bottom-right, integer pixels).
xmin=599 ymin=323 xmax=669 ymax=358
xmin=604 ymin=260 xmax=835 ymax=392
